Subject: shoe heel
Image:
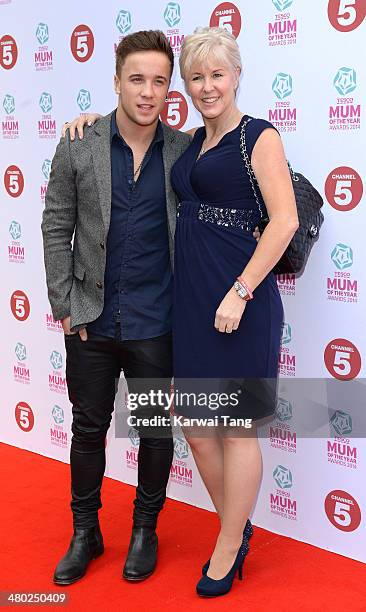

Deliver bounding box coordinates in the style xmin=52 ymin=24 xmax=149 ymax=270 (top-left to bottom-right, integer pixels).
xmin=93 ymin=545 xmax=104 ymax=559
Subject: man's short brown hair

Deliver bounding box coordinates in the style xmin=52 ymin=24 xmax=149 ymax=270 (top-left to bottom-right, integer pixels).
xmin=115 ymin=30 xmax=174 ymax=77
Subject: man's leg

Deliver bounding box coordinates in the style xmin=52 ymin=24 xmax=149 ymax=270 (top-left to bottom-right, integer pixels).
xmin=121 ymin=332 xmax=174 ymax=580
xmin=53 ymin=333 xmax=121 ymax=585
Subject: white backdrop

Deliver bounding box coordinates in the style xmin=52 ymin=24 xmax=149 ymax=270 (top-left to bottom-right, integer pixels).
xmin=1 ymin=0 xmax=366 ymax=562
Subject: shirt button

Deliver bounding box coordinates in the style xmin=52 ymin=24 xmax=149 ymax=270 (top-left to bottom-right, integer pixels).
xmin=100 ymin=241 xmax=105 ymax=249
xmin=96 ymin=281 xmax=103 ymax=289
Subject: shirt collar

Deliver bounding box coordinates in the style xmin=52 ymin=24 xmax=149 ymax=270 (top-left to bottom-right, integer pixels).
xmin=111 ymin=109 xmax=164 ymax=146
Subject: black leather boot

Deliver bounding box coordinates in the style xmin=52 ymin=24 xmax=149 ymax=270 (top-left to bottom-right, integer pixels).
xmin=53 ymin=524 xmax=104 ymax=585
xmin=122 ymin=527 xmax=158 ymax=581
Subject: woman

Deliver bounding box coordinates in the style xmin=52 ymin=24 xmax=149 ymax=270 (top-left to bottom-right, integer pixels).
xmin=63 ymin=27 xmax=298 ymax=597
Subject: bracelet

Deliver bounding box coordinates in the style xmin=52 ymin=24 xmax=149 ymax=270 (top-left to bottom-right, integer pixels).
xmin=234 ymin=277 xmax=253 ymax=301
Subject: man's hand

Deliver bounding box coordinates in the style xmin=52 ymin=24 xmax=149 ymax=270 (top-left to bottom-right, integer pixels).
xmin=62 ymin=316 xmax=88 ymax=341
xmin=61 ymin=113 xmax=102 ymax=141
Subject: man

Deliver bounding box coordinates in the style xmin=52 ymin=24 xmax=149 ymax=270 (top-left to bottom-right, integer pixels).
xmin=42 ymin=30 xmax=190 ymax=585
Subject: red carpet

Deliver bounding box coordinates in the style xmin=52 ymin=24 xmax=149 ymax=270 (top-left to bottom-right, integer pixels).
xmin=1 ymin=442 xmax=366 ymax=611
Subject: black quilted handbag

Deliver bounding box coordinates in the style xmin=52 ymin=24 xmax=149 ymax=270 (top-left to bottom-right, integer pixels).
xmin=240 ymin=117 xmax=324 ymax=274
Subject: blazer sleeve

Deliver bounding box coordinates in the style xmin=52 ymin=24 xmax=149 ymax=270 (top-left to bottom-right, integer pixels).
xmin=41 ymin=133 xmax=77 ymax=321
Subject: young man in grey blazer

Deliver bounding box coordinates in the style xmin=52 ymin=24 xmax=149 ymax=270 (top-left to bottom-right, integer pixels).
xmin=42 ymin=30 xmax=190 ymax=585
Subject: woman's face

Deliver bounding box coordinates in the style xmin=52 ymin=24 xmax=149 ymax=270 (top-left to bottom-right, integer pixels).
xmin=185 ymin=57 xmax=239 ymax=120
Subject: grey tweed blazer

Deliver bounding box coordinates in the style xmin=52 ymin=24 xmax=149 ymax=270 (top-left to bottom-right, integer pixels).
xmin=41 ymin=112 xmax=191 ymax=332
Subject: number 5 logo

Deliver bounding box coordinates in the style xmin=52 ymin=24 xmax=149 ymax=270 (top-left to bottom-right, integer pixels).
xmin=324 ymin=338 xmax=361 ymax=380
xmin=210 ymin=2 xmax=242 ymax=39
xmin=325 ymin=166 xmax=363 ymax=212
xmin=328 ymin=0 xmax=366 ymax=32
xmin=70 ymin=25 xmax=94 ymax=62
xmin=0 ymin=35 xmax=18 ymax=70
xmin=15 ymin=402 xmax=34 ymax=432
xmin=325 ymin=490 xmax=361 ymax=531
xmin=4 ymin=165 xmax=24 ymax=198
xmin=10 ymin=290 xmax=30 ymax=321
xmin=160 ymin=91 xmax=188 ymax=130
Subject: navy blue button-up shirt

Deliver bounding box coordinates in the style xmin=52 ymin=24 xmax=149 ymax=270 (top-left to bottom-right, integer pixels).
xmin=87 ymin=110 xmax=173 ymax=340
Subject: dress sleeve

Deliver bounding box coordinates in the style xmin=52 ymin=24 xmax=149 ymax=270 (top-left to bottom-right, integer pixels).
xmin=245 ymin=118 xmax=279 ymax=159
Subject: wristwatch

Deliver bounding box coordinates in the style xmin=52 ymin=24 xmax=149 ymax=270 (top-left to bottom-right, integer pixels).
xmin=234 ymin=278 xmax=253 ymax=301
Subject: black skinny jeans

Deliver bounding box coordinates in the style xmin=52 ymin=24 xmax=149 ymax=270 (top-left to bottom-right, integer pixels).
xmin=64 ymin=326 xmax=173 ymax=530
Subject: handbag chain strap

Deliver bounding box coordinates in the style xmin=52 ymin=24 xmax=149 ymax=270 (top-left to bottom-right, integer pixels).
xmin=239 ymin=117 xmax=265 ymax=220
xmin=240 ymin=117 xmax=300 ymax=221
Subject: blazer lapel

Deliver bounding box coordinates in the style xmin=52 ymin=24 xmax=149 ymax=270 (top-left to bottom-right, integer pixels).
xmin=162 ymin=123 xmax=180 ymax=246
xmin=90 ymin=112 xmax=113 ymax=236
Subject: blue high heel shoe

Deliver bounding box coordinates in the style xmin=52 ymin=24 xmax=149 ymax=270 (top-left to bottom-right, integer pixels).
xmin=201 ymin=518 xmax=253 ymax=575
xmin=196 ymin=539 xmax=249 ymax=598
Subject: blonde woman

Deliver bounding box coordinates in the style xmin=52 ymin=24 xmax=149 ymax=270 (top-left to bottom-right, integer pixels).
xmin=170 ymin=26 xmax=297 ymax=597
xmin=63 ymin=27 xmax=298 ymax=597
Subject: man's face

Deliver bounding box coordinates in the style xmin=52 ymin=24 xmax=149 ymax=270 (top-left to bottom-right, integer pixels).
xmin=114 ymin=51 xmax=171 ymax=126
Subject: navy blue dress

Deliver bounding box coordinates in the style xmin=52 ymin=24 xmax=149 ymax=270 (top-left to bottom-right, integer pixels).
xmin=170 ymin=116 xmax=284 ymax=421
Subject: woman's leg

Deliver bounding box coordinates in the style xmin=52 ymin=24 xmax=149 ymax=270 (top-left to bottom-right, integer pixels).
xmin=207 ymin=426 xmax=262 ymax=579
xmin=183 ymin=426 xmax=225 ymax=522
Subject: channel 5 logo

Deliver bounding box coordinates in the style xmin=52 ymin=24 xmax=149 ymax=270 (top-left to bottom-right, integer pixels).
xmin=328 ymin=0 xmax=366 ymax=32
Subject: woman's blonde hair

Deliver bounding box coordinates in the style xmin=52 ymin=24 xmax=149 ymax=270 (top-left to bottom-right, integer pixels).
xmin=179 ymin=26 xmax=242 ymax=81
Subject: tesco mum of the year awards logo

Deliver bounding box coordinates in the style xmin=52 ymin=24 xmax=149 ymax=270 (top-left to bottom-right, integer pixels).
xmin=160 ymin=90 xmax=188 ymax=130
xmin=8 ymin=220 xmax=25 ymax=264
xmin=38 ymin=92 xmax=56 ymax=139
xmin=45 ymin=311 xmax=63 ymax=333
xmin=40 ymin=158 xmax=51 ymax=205
xmin=269 ymin=72 xmax=296 ymax=133
xmin=270 ymin=397 xmax=296 ymax=453
xmin=324 ymin=489 xmax=361 ymax=531
xmin=115 ymin=9 xmax=132 ymax=49
xmin=13 ymin=342 xmax=30 ymax=385
xmin=126 ymin=427 xmax=140 ymax=470
xmin=279 ymin=322 xmax=296 ymax=376
xmin=325 ymin=166 xmax=363 ymax=212
xmin=329 ymin=67 xmax=361 ymax=131
xmin=327 ymin=243 xmax=358 ymax=304
xmin=268 ymin=0 xmax=297 ymax=47
xmin=34 ymin=23 xmax=53 ymax=71
xmin=50 ymin=405 xmax=68 ymax=449
xmin=48 ymin=350 xmax=67 ymax=395
xmin=164 ymin=2 xmax=185 ymax=56
xmin=15 ymin=401 xmax=34 ymax=432
xmin=77 ymin=89 xmax=92 ymax=113
xmin=70 ymin=25 xmax=94 ymax=62
xmin=2 ymin=94 xmax=19 ymax=139
xmin=324 ymin=338 xmax=361 ymax=380
xmin=209 ymin=3 xmax=242 ymax=38
xmin=277 ymin=272 xmax=296 ymax=296
xmin=270 ymin=464 xmax=297 ymax=520
xmin=169 ymin=436 xmax=193 ymax=487
xmin=327 ymin=410 xmax=357 ymax=470
xmin=328 ymin=0 xmax=366 ymax=32
xmin=0 ymin=35 xmax=18 ymax=69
